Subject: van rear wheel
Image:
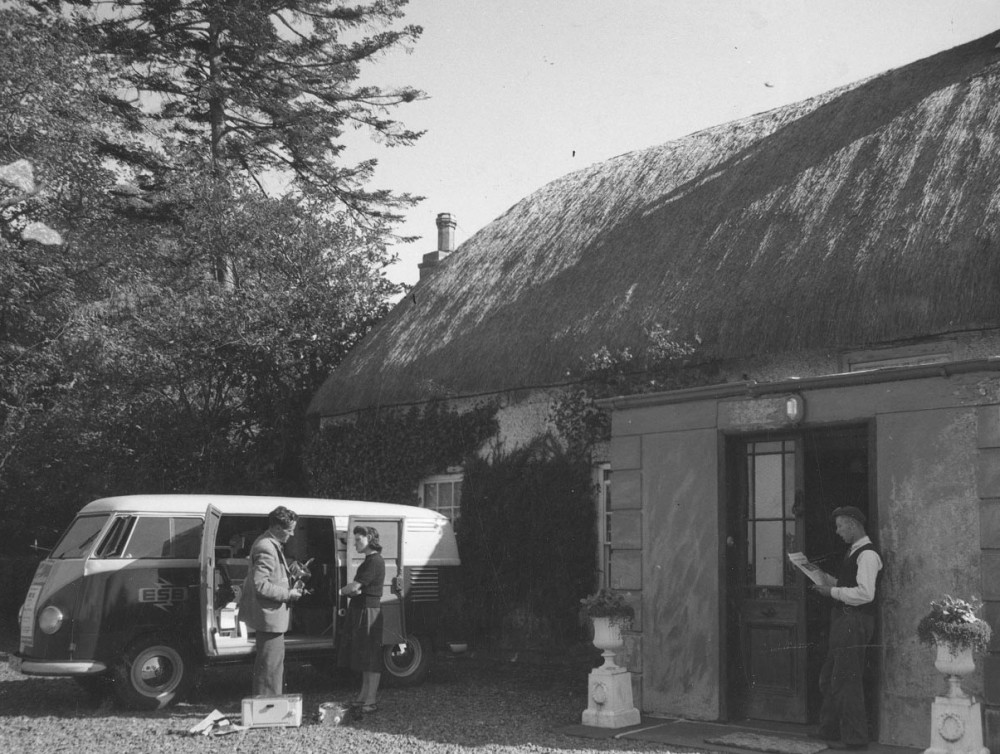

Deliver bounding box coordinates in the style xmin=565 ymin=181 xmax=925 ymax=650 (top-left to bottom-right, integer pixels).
xmin=113 ymin=635 xmax=196 ymax=710
xmin=381 ymin=633 xmax=432 ymax=686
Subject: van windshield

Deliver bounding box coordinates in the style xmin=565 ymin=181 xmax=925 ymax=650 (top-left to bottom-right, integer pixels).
xmin=50 ymin=514 xmax=111 ymax=559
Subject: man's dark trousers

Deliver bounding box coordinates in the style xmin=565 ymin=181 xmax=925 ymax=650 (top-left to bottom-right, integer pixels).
xmin=252 ymin=631 xmax=285 ymax=696
xmin=818 ymin=607 xmax=874 ymax=746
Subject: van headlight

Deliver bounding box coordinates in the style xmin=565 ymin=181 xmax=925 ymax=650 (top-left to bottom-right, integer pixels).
xmin=38 ymin=606 xmax=64 ymax=635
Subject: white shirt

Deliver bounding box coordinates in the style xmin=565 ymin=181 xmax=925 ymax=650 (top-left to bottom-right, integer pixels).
xmin=824 ymin=536 xmax=883 ymax=606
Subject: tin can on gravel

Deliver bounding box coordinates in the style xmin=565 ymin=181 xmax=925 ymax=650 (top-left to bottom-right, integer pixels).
xmin=317 ymin=702 xmax=347 ymax=725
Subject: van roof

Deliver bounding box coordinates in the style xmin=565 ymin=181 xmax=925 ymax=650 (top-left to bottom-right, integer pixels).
xmin=81 ymin=494 xmax=448 ymax=522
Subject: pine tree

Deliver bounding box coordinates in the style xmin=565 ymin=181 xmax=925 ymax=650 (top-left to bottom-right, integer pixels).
xmin=75 ymin=0 xmax=425 ymax=219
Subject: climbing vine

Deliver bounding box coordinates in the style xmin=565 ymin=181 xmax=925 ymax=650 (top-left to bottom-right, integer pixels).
xmin=550 ymin=325 xmax=720 ymax=459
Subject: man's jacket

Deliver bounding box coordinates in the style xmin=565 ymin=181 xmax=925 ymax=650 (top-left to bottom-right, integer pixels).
xmin=239 ymin=531 xmax=293 ymax=633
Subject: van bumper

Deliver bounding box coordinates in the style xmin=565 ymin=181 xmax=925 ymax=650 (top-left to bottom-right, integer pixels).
xmin=15 ymin=657 xmax=107 ymax=676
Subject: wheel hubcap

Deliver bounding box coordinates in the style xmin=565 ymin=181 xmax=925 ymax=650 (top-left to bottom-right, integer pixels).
xmin=133 ymin=648 xmax=181 ymax=695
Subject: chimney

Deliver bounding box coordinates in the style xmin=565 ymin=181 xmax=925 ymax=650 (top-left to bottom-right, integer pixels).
xmin=418 ymin=213 xmax=457 ymax=281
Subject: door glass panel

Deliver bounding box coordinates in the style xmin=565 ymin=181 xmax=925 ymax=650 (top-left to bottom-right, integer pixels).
xmin=745 ymin=439 xmax=798 ymax=588
xmin=754 ymin=520 xmax=784 ymax=586
xmin=754 ymin=454 xmax=783 ymax=519
xmin=784 ymin=445 xmax=796 ymax=517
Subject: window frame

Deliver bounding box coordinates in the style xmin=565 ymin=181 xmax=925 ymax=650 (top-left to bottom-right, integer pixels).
xmin=418 ymin=471 xmax=464 ymax=527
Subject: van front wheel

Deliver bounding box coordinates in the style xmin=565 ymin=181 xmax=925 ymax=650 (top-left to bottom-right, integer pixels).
xmin=113 ymin=635 xmax=196 ymax=710
xmin=381 ymin=634 xmax=432 ymax=686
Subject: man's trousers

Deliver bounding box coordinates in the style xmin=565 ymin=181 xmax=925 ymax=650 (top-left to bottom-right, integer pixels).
xmin=818 ymin=607 xmax=875 ymax=746
xmin=252 ymin=631 xmax=285 ymax=697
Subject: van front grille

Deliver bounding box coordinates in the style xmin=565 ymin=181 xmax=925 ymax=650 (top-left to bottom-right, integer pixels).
xmin=407 ymin=566 xmax=440 ymax=603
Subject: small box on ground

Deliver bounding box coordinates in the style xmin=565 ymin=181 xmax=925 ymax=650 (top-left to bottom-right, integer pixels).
xmin=241 ymin=694 xmax=303 ymax=728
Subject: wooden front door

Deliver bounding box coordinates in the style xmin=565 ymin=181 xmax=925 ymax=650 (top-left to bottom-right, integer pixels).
xmin=731 ymin=437 xmax=809 ymax=723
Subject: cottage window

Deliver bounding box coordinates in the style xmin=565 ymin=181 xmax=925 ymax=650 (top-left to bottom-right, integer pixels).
xmin=419 ymin=473 xmax=463 ymax=527
xmin=596 ymin=463 xmax=612 ymax=589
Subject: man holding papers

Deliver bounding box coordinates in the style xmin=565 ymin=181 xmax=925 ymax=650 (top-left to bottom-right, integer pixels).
xmin=807 ymin=506 xmax=883 ymax=751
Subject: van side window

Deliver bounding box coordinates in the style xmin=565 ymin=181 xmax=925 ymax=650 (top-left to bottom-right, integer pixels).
xmin=96 ymin=516 xmax=135 ymax=558
xmin=97 ymin=516 xmax=203 ymax=559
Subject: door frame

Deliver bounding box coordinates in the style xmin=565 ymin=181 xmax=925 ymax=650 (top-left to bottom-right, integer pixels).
xmin=719 ymin=420 xmax=878 ymax=727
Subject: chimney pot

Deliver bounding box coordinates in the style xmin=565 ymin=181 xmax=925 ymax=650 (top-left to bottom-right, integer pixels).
xmin=436 ymin=212 xmax=456 ymax=252
xmin=419 ymin=213 xmax=457 ymax=281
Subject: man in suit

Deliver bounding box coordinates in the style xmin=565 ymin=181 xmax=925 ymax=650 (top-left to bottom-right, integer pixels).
xmin=810 ymin=506 xmax=884 ymax=751
xmin=239 ymin=506 xmax=303 ymax=696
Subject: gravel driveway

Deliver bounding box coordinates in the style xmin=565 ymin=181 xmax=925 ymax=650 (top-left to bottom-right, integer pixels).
xmin=0 ymin=642 xmax=681 ymax=754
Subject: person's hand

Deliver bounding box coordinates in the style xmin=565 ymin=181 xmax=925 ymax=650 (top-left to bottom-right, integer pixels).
xmin=289 ymin=588 xmax=303 ymax=602
xmin=811 ymin=584 xmax=833 ymax=598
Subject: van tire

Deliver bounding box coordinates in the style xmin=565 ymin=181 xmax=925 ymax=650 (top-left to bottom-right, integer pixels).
xmin=113 ymin=635 xmax=196 ymax=710
xmin=381 ymin=633 xmax=432 ymax=686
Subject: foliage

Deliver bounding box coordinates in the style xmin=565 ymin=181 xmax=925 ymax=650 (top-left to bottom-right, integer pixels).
xmin=550 ymin=324 xmax=720 ymax=459
xmin=1 ymin=176 xmax=404 ymax=551
xmin=1 ymin=3 xmax=423 ymax=552
xmin=458 ymin=438 xmax=597 ymax=648
xmin=916 ymin=595 xmax=992 ymax=654
xmin=303 ymin=400 xmax=498 ymax=504
xmin=67 ymin=0 xmax=425 ymax=218
xmin=579 ymin=587 xmax=635 ymax=630
xmin=0 ymin=8 xmax=135 ymax=497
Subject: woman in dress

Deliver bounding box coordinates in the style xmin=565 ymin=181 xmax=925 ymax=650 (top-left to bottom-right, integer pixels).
xmin=338 ymin=525 xmax=385 ymax=713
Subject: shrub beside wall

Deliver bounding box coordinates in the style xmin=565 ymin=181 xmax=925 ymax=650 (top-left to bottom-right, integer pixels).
xmin=458 ymin=438 xmax=597 ymax=650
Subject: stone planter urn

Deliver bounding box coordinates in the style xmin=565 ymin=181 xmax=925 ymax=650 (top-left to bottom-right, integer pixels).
xmin=917 ymin=597 xmax=992 ymax=754
xmin=591 ymin=616 xmax=624 ymax=670
xmin=934 ymin=642 xmax=975 ymax=699
xmin=578 ymin=589 xmax=640 ymax=729
xmin=924 ymin=641 xmax=988 ymax=754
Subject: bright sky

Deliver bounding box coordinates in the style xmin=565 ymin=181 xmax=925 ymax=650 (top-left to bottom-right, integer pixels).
xmin=347 ymin=0 xmax=1000 ymax=287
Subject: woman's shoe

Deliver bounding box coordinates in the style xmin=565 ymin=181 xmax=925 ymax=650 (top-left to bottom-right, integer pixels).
xmin=360 ymin=704 xmax=378 ymax=714
xmin=348 ymin=700 xmax=364 ymax=708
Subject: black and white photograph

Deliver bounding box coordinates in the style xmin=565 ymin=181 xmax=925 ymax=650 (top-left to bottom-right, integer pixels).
xmin=4 ymin=2 xmax=1000 ymax=752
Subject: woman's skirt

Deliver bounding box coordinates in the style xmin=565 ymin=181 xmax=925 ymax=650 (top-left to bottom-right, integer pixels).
xmin=337 ymin=605 xmax=383 ymax=673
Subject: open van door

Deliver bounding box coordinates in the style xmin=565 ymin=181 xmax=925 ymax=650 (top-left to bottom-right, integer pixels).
xmin=346 ymin=516 xmax=405 ymax=643
xmin=200 ymin=505 xmax=223 ymax=658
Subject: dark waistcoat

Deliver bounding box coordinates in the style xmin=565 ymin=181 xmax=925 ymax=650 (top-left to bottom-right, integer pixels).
xmin=836 ymin=542 xmax=882 ymax=614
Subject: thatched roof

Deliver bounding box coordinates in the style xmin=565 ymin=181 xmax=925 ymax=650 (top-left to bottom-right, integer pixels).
xmin=310 ymin=30 xmax=1000 ymax=417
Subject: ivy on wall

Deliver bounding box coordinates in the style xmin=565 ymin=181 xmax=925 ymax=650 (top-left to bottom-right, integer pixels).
xmin=458 ymin=436 xmax=597 ymax=648
xmin=551 ymin=325 xmax=721 ymax=459
xmin=302 ymin=400 xmax=499 ymax=504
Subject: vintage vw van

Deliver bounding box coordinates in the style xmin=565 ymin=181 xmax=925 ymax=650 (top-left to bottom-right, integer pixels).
xmin=15 ymin=494 xmax=462 ymax=709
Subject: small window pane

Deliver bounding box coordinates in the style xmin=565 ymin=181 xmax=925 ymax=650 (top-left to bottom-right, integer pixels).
xmin=170 ymin=518 xmax=203 ymax=558
xmin=754 ymin=454 xmax=783 ymax=519
xmin=424 ymin=484 xmax=438 ymax=507
xmin=754 ymin=521 xmax=784 ymax=586
xmin=784 ymin=452 xmax=796 ymax=517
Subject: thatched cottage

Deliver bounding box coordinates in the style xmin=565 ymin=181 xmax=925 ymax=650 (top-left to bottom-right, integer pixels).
xmin=309 ymin=31 xmax=1000 ymax=748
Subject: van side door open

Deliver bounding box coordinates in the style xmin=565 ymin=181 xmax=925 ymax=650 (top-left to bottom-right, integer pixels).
xmin=346 ymin=516 xmax=406 ymax=645
xmin=200 ymin=504 xmax=227 ymax=658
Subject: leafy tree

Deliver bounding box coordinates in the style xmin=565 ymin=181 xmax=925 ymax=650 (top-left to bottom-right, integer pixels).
xmin=1 ymin=181 xmax=404 ymax=549
xmin=1 ymin=3 xmax=424 ymax=552
xmin=0 ymin=8 xmax=132 ymax=480
xmin=70 ymin=0 xmax=425 ymax=219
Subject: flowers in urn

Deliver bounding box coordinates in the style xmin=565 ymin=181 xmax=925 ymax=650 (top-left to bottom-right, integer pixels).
xmin=917 ymin=595 xmax=992 ymax=701
xmin=580 ymin=587 xmax=635 ymax=631
xmin=916 ymin=596 xmax=992 ymax=654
